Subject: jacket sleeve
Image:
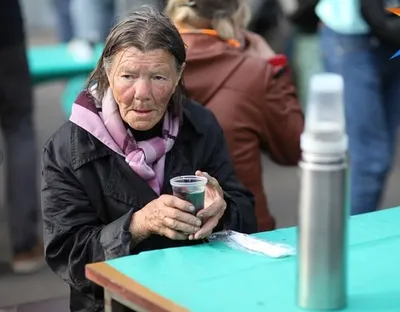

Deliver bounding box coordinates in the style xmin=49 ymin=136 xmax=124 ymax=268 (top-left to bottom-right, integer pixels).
xmin=201 ymin=113 xmax=258 ymax=234
xmin=360 ymin=0 xmax=400 ymax=48
xmin=41 ymin=147 xmax=134 ymax=297
xmin=259 ymin=63 xmax=304 ymax=165
xmin=242 ymin=31 xmax=303 ymax=164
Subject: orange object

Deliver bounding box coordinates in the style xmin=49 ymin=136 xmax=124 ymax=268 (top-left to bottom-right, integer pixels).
xmin=179 ymin=28 xmax=241 ymax=48
xmin=387 ymin=7 xmax=400 ymax=16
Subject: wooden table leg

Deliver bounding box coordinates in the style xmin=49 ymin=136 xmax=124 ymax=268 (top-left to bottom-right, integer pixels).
xmin=104 ymin=290 xmax=129 ymax=312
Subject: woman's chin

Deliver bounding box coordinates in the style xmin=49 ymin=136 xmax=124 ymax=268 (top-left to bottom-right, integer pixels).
xmin=128 ymin=120 xmax=158 ymax=131
xmin=126 ymin=112 xmax=160 ymax=131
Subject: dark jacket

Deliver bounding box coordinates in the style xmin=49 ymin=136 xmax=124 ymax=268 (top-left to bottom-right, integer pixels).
xmin=182 ymin=32 xmax=303 ymax=232
xmin=289 ymin=0 xmax=320 ymax=34
xmin=361 ymin=0 xmax=400 ymax=48
xmin=248 ymin=0 xmax=283 ymax=35
xmin=42 ymin=99 xmax=257 ymax=312
xmin=0 ymin=0 xmax=25 ymax=48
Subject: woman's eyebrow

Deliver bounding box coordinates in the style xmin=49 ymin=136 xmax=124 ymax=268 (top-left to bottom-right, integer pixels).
xmin=117 ymin=66 xmax=137 ymax=73
xmin=117 ymin=65 xmax=170 ymax=74
xmin=152 ymin=68 xmax=169 ymax=74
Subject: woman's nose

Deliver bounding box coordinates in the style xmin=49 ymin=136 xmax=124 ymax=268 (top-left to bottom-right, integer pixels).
xmin=134 ymin=78 xmax=152 ymax=101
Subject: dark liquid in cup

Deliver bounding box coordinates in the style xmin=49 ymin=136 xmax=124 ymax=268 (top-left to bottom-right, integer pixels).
xmin=173 ymin=189 xmax=205 ymax=213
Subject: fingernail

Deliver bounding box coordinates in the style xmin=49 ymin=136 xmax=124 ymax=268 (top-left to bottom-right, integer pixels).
xmin=189 ymin=205 xmax=195 ymax=212
xmin=196 ymin=220 xmax=202 ymax=226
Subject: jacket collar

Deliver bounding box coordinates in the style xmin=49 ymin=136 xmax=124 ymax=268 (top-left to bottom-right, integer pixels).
xmin=71 ymin=100 xmax=205 ymax=170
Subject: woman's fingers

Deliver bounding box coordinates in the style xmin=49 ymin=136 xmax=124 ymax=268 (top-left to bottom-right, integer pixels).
xmin=161 ymin=194 xmax=194 ymax=213
xmin=197 ymin=198 xmax=226 ymax=220
xmin=196 ymin=170 xmax=213 ymax=183
xmin=190 ymin=198 xmax=226 ymax=240
xmin=161 ymin=227 xmax=188 ymax=240
xmin=196 ymin=171 xmax=222 ymax=194
xmin=163 ymin=217 xmax=201 ymax=234
xmin=164 ymin=207 xmax=202 ymax=227
xmin=191 ymin=216 xmax=219 ymax=240
xmin=197 ymin=200 xmax=218 ymax=219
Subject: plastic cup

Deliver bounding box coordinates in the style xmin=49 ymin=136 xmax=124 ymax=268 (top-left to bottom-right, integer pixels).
xmin=170 ymin=175 xmax=208 ymax=213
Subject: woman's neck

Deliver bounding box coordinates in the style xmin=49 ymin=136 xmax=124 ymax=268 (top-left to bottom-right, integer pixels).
xmin=128 ymin=119 xmax=163 ymax=141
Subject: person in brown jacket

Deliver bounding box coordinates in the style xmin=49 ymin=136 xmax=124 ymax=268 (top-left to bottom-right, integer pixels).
xmin=166 ymin=0 xmax=304 ymax=231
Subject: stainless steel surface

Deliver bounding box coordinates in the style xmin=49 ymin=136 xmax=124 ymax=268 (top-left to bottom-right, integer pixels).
xmin=297 ymin=159 xmax=348 ymax=310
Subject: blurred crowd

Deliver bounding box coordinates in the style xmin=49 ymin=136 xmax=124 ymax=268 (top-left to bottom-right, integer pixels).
xmin=1 ymin=0 xmax=400 ymax=275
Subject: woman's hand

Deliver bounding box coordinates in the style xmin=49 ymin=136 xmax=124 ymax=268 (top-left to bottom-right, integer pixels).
xmin=130 ymin=195 xmax=203 ymax=240
xmin=189 ymin=171 xmax=227 ymax=240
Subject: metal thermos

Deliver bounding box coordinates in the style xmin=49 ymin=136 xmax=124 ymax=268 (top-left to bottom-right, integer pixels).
xmin=297 ymin=73 xmax=349 ymax=310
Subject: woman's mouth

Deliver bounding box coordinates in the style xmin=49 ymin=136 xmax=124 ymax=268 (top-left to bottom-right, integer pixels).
xmin=133 ymin=109 xmax=153 ymax=115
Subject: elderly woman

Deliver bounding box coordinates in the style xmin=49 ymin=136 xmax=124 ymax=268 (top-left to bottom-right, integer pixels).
xmin=166 ymin=0 xmax=304 ymax=232
xmin=42 ymin=7 xmax=256 ymax=311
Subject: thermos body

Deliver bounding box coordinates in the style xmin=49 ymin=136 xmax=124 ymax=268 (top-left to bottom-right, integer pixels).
xmin=297 ymin=158 xmax=348 ymax=310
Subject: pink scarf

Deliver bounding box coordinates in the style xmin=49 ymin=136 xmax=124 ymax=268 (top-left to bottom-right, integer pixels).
xmin=69 ymin=88 xmax=180 ymax=195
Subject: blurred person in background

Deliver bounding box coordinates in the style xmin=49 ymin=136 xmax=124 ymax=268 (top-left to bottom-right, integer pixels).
xmin=0 ymin=0 xmax=42 ymax=273
xmin=286 ymin=0 xmax=320 ymax=104
xmin=288 ymin=0 xmax=319 ymax=34
xmin=247 ymin=0 xmax=285 ymax=52
xmin=70 ymin=0 xmax=116 ymax=44
xmin=53 ymin=0 xmax=168 ymax=44
xmin=53 ymin=0 xmax=165 ymax=59
xmin=317 ymin=0 xmax=400 ymax=215
xmin=166 ymin=0 xmax=304 ymax=231
xmin=53 ymin=0 xmax=74 ymax=43
xmin=247 ymin=0 xmax=294 ymax=58
xmin=52 ymin=0 xmax=116 ymax=59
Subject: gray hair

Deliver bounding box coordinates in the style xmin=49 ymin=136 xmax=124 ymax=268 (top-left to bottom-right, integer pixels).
xmin=86 ymin=5 xmax=187 ymax=118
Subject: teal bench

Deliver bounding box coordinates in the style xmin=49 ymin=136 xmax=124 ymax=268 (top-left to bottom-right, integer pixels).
xmin=27 ymin=43 xmax=103 ymax=84
xmin=28 ymin=43 xmax=104 ymax=117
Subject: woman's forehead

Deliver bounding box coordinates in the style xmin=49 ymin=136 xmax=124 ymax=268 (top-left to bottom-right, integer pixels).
xmin=113 ymin=47 xmax=176 ymax=69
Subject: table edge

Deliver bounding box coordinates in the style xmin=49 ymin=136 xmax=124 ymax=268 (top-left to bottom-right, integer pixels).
xmin=86 ymin=262 xmax=189 ymax=312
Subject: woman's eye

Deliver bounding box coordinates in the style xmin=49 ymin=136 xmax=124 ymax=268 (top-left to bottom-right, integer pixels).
xmin=153 ymin=75 xmax=166 ymax=81
xmin=122 ymin=75 xmax=133 ymax=80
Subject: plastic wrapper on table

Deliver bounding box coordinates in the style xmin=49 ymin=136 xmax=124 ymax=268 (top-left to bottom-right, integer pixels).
xmin=208 ymin=230 xmax=296 ymax=258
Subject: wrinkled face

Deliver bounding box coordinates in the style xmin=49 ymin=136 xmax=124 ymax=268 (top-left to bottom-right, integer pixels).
xmin=107 ymin=47 xmax=184 ymax=131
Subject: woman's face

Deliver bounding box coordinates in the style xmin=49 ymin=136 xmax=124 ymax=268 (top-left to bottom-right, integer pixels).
xmin=107 ymin=47 xmax=183 ymax=131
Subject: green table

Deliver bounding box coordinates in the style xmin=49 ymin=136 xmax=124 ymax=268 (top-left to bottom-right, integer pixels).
xmin=86 ymin=208 xmax=400 ymax=311
xmin=28 ymin=44 xmax=103 ymax=84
